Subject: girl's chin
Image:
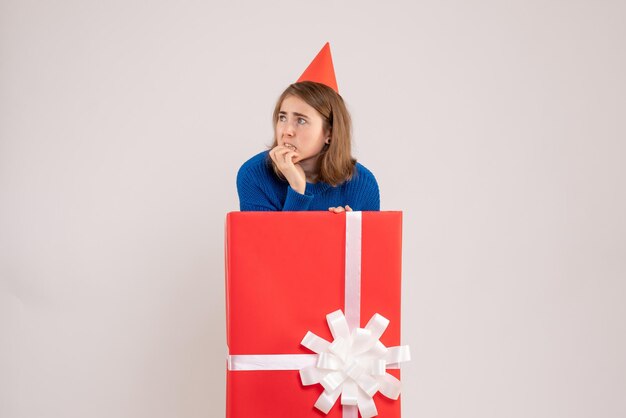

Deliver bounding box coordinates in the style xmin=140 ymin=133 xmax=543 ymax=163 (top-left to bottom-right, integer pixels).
xmin=299 ymin=152 xmax=322 ymax=161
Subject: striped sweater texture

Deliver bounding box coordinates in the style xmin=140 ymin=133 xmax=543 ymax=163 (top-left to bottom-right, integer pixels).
xmin=236 ymin=151 xmax=380 ymax=211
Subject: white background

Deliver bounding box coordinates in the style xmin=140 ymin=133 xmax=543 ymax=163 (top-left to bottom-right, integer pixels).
xmin=1 ymin=1 xmax=625 ymax=417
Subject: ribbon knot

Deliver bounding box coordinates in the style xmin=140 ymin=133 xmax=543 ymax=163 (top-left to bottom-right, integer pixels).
xmin=300 ymin=310 xmax=411 ymax=418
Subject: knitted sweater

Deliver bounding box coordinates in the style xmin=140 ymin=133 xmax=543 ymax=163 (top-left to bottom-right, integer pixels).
xmin=236 ymin=151 xmax=380 ymax=211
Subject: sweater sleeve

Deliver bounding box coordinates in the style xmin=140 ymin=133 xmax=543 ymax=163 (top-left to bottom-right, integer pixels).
xmin=362 ymin=181 xmax=380 ymax=211
xmin=358 ymin=168 xmax=381 ymax=211
xmin=282 ymin=186 xmax=314 ymax=211
xmin=236 ymin=160 xmax=315 ymax=211
xmin=236 ymin=165 xmax=279 ymax=211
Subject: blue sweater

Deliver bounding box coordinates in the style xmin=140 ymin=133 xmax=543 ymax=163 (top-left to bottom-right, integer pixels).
xmin=237 ymin=151 xmax=380 ymax=211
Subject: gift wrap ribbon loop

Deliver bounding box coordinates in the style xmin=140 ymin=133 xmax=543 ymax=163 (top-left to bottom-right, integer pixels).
xmin=227 ymin=212 xmax=411 ymax=418
xmin=300 ymin=310 xmax=411 ymax=418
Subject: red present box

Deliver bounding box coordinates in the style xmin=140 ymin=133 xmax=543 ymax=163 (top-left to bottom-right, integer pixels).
xmin=225 ymin=211 xmax=408 ymax=418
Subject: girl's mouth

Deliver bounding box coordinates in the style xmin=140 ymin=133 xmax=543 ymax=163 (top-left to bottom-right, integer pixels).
xmin=284 ymin=143 xmax=297 ymax=151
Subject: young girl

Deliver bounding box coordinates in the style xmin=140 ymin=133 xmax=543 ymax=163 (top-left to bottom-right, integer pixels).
xmin=236 ymin=43 xmax=380 ymax=213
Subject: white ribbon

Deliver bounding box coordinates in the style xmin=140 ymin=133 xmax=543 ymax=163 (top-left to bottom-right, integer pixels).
xmin=344 ymin=211 xmax=362 ymax=331
xmin=228 ymin=354 xmax=317 ymax=370
xmin=227 ymin=212 xmax=410 ymax=418
xmin=299 ymin=310 xmax=410 ymax=418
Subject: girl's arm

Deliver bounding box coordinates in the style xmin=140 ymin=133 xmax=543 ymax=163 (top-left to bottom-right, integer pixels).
xmin=237 ymin=165 xmax=314 ymax=211
xmin=237 ymin=169 xmax=279 ymax=211
xmin=357 ymin=168 xmax=381 ymax=211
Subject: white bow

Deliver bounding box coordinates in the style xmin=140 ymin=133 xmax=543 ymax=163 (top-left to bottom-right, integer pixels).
xmin=300 ymin=310 xmax=411 ymax=418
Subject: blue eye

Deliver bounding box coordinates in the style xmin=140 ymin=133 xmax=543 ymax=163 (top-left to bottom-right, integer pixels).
xmin=298 ymin=118 xmax=307 ymax=125
xmin=278 ymin=115 xmax=286 ymax=122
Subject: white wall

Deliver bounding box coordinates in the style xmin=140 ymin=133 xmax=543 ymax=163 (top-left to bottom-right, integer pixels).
xmin=1 ymin=1 xmax=625 ymax=417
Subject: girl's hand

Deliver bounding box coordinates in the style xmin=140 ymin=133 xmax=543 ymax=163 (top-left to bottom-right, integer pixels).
xmin=328 ymin=205 xmax=352 ymax=214
xmin=269 ymin=145 xmax=306 ymax=194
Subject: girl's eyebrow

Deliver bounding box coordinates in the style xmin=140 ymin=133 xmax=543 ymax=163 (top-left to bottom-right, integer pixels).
xmin=279 ymin=111 xmax=309 ymax=119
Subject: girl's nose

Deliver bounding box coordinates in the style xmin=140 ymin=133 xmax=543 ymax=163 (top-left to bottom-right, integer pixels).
xmin=283 ymin=122 xmax=295 ymax=136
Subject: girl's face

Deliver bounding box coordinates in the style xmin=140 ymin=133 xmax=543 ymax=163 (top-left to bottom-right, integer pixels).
xmin=276 ymin=95 xmax=330 ymax=163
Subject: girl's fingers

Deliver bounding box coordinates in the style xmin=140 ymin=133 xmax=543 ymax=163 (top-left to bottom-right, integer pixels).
xmin=271 ymin=146 xmax=288 ymax=159
xmin=280 ymin=152 xmax=297 ymax=167
xmin=271 ymin=146 xmax=300 ymax=169
xmin=270 ymin=147 xmax=285 ymax=163
xmin=275 ymin=146 xmax=292 ymax=156
xmin=345 ymin=205 xmax=352 ymax=211
xmin=275 ymin=148 xmax=299 ymax=163
xmin=284 ymin=151 xmax=298 ymax=161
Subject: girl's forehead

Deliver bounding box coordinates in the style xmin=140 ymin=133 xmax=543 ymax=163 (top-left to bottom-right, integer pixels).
xmin=280 ymin=95 xmax=314 ymax=113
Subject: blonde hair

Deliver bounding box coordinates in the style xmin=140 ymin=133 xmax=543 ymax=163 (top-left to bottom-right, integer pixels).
xmin=269 ymin=81 xmax=356 ymax=186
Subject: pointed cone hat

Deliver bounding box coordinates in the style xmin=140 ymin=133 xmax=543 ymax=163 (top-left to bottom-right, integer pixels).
xmin=296 ymin=42 xmax=339 ymax=93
